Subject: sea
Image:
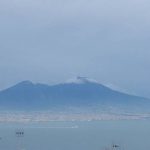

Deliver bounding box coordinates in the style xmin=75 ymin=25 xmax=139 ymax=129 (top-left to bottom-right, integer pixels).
xmin=0 ymin=120 xmax=150 ymax=150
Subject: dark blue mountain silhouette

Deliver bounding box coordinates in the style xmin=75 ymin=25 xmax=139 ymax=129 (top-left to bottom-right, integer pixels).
xmin=0 ymin=77 xmax=149 ymax=112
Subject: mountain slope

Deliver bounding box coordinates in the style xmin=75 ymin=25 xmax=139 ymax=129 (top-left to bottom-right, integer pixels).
xmin=0 ymin=77 xmax=149 ymax=112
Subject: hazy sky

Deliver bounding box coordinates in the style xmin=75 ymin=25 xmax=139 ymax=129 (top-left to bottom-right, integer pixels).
xmin=0 ymin=0 xmax=150 ymax=98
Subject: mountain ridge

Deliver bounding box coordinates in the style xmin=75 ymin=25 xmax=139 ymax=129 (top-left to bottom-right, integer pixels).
xmin=0 ymin=77 xmax=149 ymax=112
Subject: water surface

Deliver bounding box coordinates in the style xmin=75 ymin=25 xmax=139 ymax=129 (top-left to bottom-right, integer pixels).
xmin=0 ymin=121 xmax=150 ymax=150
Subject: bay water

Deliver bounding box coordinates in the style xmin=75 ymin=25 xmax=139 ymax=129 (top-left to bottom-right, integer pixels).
xmin=0 ymin=120 xmax=150 ymax=150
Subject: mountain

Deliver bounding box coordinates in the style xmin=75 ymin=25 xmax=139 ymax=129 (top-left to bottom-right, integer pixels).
xmin=0 ymin=77 xmax=150 ymax=112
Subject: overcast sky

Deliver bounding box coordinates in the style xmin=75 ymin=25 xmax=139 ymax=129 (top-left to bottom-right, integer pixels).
xmin=0 ymin=0 xmax=150 ymax=98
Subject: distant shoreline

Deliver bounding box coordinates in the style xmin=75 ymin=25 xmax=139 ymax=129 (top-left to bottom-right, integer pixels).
xmin=0 ymin=111 xmax=149 ymax=123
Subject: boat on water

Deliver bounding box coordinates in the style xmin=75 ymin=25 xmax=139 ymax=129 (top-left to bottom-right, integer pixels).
xmin=104 ymin=144 xmax=121 ymax=150
xmin=15 ymin=129 xmax=24 ymax=137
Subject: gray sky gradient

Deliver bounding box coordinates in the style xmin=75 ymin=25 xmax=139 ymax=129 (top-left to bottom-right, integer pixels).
xmin=0 ymin=0 xmax=150 ymax=97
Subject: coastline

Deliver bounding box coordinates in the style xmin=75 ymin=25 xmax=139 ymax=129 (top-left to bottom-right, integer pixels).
xmin=0 ymin=111 xmax=150 ymax=123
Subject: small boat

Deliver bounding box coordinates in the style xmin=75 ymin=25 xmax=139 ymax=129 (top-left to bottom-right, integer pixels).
xmin=112 ymin=144 xmax=120 ymax=149
xmin=15 ymin=129 xmax=24 ymax=137
xmin=104 ymin=144 xmax=121 ymax=150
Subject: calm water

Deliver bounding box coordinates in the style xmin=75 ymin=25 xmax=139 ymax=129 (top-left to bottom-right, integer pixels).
xmin=0 ymin=120 xmax=150 ymax=150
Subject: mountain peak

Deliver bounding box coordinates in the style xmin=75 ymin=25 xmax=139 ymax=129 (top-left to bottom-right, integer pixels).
xmin=0 ymin=77 xmax=149 ymax=112
xmin=65 ymin=76 xmax=99 ymax=84
xmin=15 ymin=80 xmax=34 ymax=87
